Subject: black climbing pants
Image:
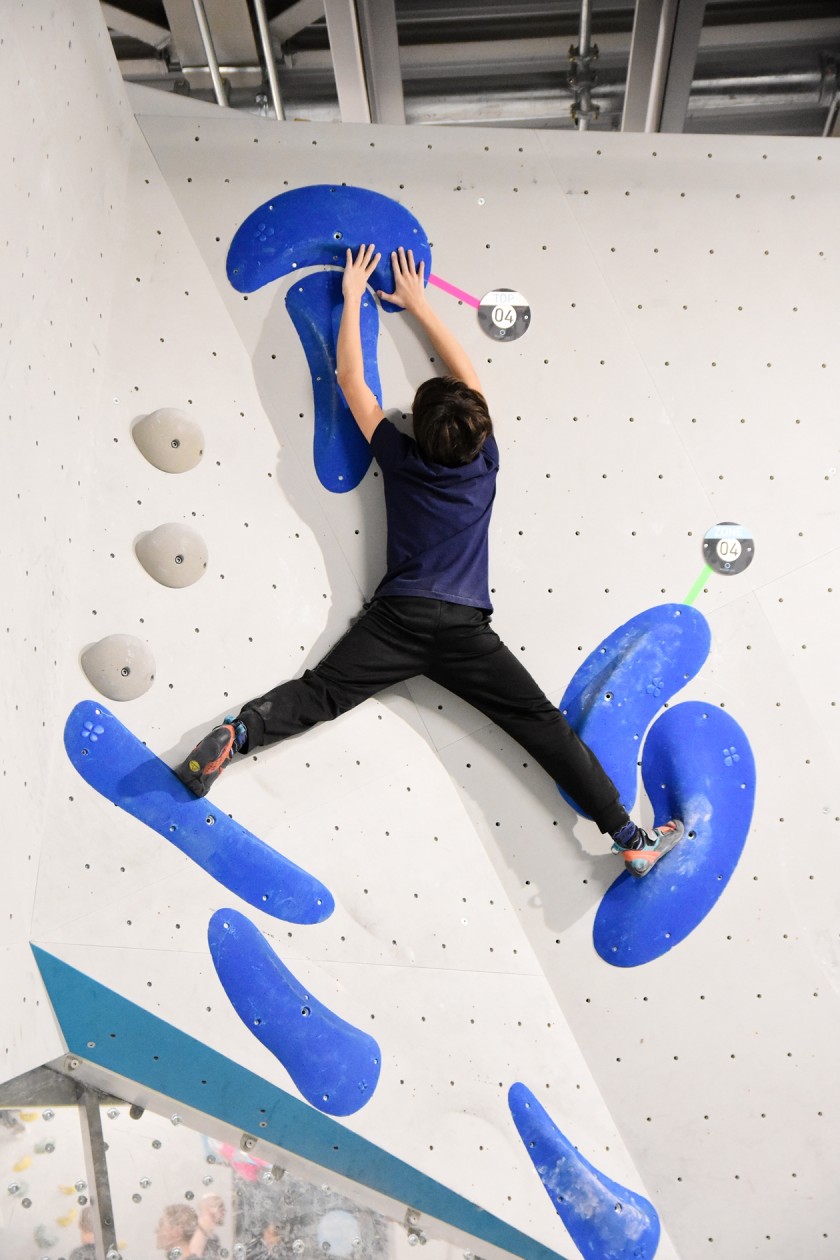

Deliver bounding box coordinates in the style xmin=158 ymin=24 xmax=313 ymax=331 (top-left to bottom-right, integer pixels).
xmin=239 ymin=597 xmax=628 ymax=835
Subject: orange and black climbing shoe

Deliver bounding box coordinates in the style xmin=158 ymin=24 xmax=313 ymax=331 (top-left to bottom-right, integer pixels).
xmin=612 ymin=819 xmax=685 ymax=878
xmin=175 ymin=722 xmax=238 ymax=798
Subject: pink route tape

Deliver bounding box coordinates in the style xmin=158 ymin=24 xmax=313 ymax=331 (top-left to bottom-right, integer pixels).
xmin=428 ymin=273 xmax=481 ymax=309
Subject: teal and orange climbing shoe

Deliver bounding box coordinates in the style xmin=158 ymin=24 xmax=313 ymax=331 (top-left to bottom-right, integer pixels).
xmin=176 ymin=719 xmax=243 ymax=798
xmin=612 ymin=819 xmax=685 ymax=878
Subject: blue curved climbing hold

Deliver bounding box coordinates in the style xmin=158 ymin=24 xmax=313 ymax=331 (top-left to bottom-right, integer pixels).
xmin=227 ymin=184 xmax=431 ymax=309
xmin=228 ymin=184 xmax=430 ymax=493
xmin=285 ymin=270 xmax=380 ymax=492
xmin=208 ymin=908 xmax=381 ymax=1117
xmin=594 ymin=701 xmax=756 ymax=967
xmin=558 ymin=604 xmax=711 ymax=815
xmin=64 ymin=701 xmax=334 ymax=925
xmin=508 ymin=1083 xmax=660 ymax=1260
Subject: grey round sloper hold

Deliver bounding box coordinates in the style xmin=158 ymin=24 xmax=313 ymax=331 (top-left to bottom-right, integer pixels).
xmin=478 ymin=288 xmax=531 ymax=341
xmin=132 ymin=408 xmax=204 ymax=473
xmin=703 ymin=521 xmax=755 ymax=575
xmin=81 ymin=635 xmax=155 ymax=701
xmin=135 ymin=523 xmax=208 ymax=588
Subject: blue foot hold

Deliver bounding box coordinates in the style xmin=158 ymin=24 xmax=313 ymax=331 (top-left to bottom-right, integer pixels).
xmin=285 ymin=270 xmax=378 ymax=492
xmin=558 ymin=604 xmax=711 ymax=815
xmin=508 ymin=1083 xmax=660 ymax=1260
xmin=64 ymin=701 xmax=334 ymax=925
xmin=594 ymin=701 xmax=756 ymax=967
xmin=208 ymin=909 xmax=381 ymax=1116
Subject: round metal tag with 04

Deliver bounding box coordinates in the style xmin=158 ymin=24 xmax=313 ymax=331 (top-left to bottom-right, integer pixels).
xmin=703 ymin=521 xmax=754 ymax=575
xmin=478 ymin=288 xmax=531 ymax=341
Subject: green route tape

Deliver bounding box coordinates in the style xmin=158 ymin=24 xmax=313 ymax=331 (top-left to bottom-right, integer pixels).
xmin=684 ymin=565 xmax=713 ymax=606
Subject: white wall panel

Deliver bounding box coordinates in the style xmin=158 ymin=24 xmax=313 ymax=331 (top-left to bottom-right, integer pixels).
xmin=2 ymin=0 xmax=142 ymax=1073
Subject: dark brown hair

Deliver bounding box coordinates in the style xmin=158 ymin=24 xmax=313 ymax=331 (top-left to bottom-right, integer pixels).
xmin=411 ymin=376 xmax=493 ymax=467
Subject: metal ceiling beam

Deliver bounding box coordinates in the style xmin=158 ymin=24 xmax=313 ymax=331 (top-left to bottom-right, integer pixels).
xmin=100 ymin=2 xmax=171 ymax=50
xmin=161 ymin=0 xmax=258 ymax=70
xmin=622 ymin=0 xmax=664 ymax=130
xmin=357 ymin=0 xmax=405 ymax=123
xmin=323 ymin=0 xmax=371 ymax=122
xmin=622 ymin=0 xmax=705 ymax=133
xmin=284 ymin=16 xmax=840 ymax=81
xmin=660 ymin=0 xmax=705 ymax=132
xmin=704 ymin=16 xmax=840 ymax=55
xmin=270 ymin=0 xmax=326 ymax=44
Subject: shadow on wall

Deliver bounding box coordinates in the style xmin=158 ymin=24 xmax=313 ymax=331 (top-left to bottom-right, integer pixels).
xmin=437 ymin=715 xmax=621 ymax=938
xmin=252 ymin=270 xmax=388 ymax=668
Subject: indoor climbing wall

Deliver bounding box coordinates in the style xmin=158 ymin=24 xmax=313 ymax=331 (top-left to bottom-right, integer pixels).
xmin=4 ymin=3 xmax=840 ymax=1260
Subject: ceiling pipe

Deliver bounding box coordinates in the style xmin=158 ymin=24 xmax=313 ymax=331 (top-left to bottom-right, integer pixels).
xmin=569 ymin=0 xmax=599 ymax=130
xmin=190 ymin=0 xmax=229 ymax=106
xmin=251 ymin=0 xmax=285 ymax=118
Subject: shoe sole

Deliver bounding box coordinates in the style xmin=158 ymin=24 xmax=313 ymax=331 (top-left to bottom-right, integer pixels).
xmin=622 ymin=821 xmax=685 ymax=879
xmin=175 ymin=727 xmax=235 ymax=798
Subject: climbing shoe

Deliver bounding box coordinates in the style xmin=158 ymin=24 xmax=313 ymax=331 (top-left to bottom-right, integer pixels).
xmin=612 ymin=819 xmax=685 ymax=878
xmin=175 ymin=722 xmax=238 ymax=798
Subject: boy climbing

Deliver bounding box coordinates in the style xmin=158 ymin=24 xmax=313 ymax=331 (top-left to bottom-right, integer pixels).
xmin=177 ymin=244 xmax=683 ymax=877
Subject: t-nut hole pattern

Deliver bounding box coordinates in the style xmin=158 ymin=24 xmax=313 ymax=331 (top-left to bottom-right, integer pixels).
xmin=132 ymin=407 xmax=205 ymax=473
xmin=81 ymin=634 xmax=155 ymax=701
xmin=135 ymin=522 xmax=209 ymax=588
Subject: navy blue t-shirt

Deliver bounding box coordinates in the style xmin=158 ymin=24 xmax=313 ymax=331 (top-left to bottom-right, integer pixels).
xmin=369 ymin=417 xmax=499 ymax=611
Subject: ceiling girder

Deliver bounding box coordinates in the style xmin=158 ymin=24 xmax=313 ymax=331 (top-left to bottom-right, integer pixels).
xmin=101 ymin=2 xmax=171 ymax=50
xmin=323 ymin=0 xmax=371 ymax=122
xmin=270 ymin=0 xmax=326 ymax=45
xmin=357 ymin=0 xmax=406 ymax=124
xmin=622 ymin=0 xmax=706 ymax=133
xmin=161 ymin=0 xmax=258 ymax=70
